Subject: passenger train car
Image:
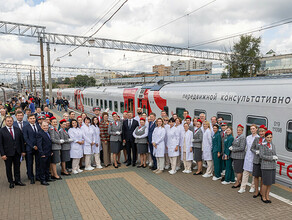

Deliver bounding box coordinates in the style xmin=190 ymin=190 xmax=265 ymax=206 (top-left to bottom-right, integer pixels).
xmin=0 ymin=87 xmax=17 ymax=102
xmin=52 ymin=76 xmax=292 ymax=188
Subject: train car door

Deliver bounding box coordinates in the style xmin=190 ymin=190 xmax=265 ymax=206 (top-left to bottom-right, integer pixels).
xmin=137 ymin=88 xmax=151 ymax=115
xmin=123 ymin=88 xmax=138 ymax=115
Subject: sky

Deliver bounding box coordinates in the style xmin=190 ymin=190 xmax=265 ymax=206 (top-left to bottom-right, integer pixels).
xmin=1 ymin=0 xmax=292 ymax=82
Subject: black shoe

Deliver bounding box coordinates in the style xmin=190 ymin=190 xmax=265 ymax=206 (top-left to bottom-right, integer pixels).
xmin=193 ymin=171 xmax=202 ymax=175
xmin=151 ymin=167 xmax=157 ymax=170
xmin=123 ymin=160 xmax=128 ymax=164
xmin=126 ymin=163 xmax=131 ymax=166
xmin=143 ymin=165 xmax=147 ymax=168
xmin=117 ymin=162 xmax=121 ymax=165
xmin=137 ymin=165 xmax=143 ymax=168
xmin=61 ymin=172 xmax=71 ymax=176
xmin=267 ymin=200 xmax=272 ymax=203
xmin=41 ymin=181 xmax=50 ymax=186
xmin=15 ymin=181 xmax=26 ymax=186
xmin=253 ymin=192 xmax=260 ymax=198
xmin=36 ymin=178 xmax=41 ymax=182
xmin=9 ymin=183 xmax=15 ymax=188
xmin=262 ymin=199 xmax=269 ymax=203
xmin=114 ymin=165 xmax=118 ymax=168
xmin=132 ymin=163 xmax=136 ymax=167
xmin=232 ymin=184 xmax=241 ymax=188
xmin=46 ymin=178 xmax=56 ymax=182
xmin=30 ymin=179 xmax=35 ymax=184
xmin=51 ymin=176 xmax=62 ymax=180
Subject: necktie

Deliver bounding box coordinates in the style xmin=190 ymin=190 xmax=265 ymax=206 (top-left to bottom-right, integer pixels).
xmin=129 ymin=119 xmax=132 ymax=128
xmin=19 ymin=122 xmax=23 ymax=130
xmin=9 ymin=128 xmax=14 ymax=139
xmin=267 ymin=143 xmax=271 ymax=148
xmin=46 ymin=132 xmax=51 ymax=140
xmin=33 ymin=125 xmax=37 ymax=133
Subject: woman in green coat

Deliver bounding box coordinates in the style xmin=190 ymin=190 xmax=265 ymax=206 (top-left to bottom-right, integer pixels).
xmin=221 ymin=127 xmax=235 ymax=185
xmin=212 ymin=124 xmax=222 ymax=180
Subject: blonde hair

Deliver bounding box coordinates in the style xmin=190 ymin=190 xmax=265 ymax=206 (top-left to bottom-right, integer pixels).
xmin=250 ymin=124 xmax=258 ymax=129
xmin=203 ymin=120 xmax=210 ymax=128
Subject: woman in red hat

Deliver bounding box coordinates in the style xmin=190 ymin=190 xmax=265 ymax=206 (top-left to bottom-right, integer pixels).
xmin=133 ymin=117 xmax=149 ymax=168
xmin=229 ymin=124 xmax=246 ymax=188
xmin=250 ymin=124 xmax=267 ymax=198
xmin=108 ymin=112 xmax=123 ymax=168
xmin=259 ymin=130 xmax=277 ymax=203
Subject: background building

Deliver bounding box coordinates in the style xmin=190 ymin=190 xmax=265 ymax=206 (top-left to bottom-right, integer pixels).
xmin=170 ymin=59 xmax=212 ymax=75
xmin=152 ymin=65 xmax=171 ymax=76
xmin=259 ymin=53 xmax=292 ymax=75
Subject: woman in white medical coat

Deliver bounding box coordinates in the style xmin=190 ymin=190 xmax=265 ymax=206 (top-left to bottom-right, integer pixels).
xmin=91 ymin=116 xmax=103 ymax=169
xmin=180 ymin=123 xmax=193 ymax=174
xmin=166 ymin=118 xmax=180 ymax=174
xmin=202 ymin=121 xmax=213 ymax=178
xmin=81 ymin=117 xmax=95 ymax=171
xmin=68 ymin=119 xmax=84 ymax=174
xmin=152 ymin=118 xmax=166 ymax=174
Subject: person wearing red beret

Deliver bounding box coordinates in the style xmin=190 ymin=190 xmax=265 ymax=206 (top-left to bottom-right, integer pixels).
xmin=229 ymin=124 xmax=246 ymax=188
xmin=108 ymin=112 xmax=123 ymax=168
xmin=259 ymin=130 xmax=277 ymax=203
xmin=133 ymin=117 xmax=149 ymax=168
xmin=250 ymin=124 xmax=267 ymax=198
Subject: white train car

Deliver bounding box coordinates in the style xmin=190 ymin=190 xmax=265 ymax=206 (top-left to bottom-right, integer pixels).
xmin=50 ymin=76 xmax=292 ymax=187
xmin=0 ymin=87 xmax=16 ymax=102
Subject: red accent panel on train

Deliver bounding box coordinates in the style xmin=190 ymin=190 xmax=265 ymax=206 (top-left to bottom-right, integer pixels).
xmin=153 ymin=91 xmax=167 ymax=110
xmin=123 ymin=88 xmax=138 ymax=115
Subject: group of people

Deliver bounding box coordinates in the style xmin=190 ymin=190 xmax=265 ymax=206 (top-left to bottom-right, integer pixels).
xmin=0 ymin=96 xmax=278 ymax=204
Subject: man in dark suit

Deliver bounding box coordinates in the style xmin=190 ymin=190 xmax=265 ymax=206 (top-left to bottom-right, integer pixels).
xmin=0 ymin=116 xmax=26 ymax=188
xmin=37 ymin=122 xmax=53 ymax=186
xmin=122 ymin=111 xmax=139 ymax=166
xmin=148 ymin=112 xmax=157 ymax=170
xmin=13 ymin=110 xmax=29 ymax=131
xmin=42 ymin=105 xmax=53 ymax=118
xmin=22 ymin=114 xmax=41 ymax=184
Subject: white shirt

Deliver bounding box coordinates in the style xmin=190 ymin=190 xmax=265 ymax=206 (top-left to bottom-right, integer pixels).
xmin=6 ymin=126 xmax=15 ymax=138
xmin=30 ymin=123 xmax=38 ymax=132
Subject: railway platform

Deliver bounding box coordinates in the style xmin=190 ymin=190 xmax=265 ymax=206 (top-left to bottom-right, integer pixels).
xmin=0 ymin=109 xmax=291 ymax=220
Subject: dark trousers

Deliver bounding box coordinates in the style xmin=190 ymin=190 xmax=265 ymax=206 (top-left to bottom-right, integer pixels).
xmin=26 ymin=149 xmax=40 ymax=180
xmin=126 ymin=140 xmax=137 ymax=164
xmin=40 ymin=156 xmax=51 ymax=182
xmin=4 ymin=153 xmax=21 ymax=183
xmin=149 ymin=143 xmax=157 ymax=169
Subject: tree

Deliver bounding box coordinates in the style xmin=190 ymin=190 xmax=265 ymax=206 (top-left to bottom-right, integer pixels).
xmin=70 ymin=75 xmax=96 ymax=87
xmin=225 ymin=35 xmax=261 ymax=78
xmin=63 ymin=77 xmax=71 ymax=84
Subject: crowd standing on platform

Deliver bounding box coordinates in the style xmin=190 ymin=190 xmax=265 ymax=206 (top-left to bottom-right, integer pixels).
xmin=0 ymin=94 xmax=278 ymax=204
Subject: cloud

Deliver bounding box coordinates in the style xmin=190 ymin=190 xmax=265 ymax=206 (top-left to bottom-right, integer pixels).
xmin=0 ymin=0 xmax=292 ymax=82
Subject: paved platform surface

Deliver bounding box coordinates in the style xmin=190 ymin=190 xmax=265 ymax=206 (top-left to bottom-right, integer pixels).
xmin=0 ymin=109 xmax=291 ymax=220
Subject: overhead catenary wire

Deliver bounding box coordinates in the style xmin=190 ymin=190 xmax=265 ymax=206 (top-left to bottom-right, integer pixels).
xmin=56 ymin=0 xmax=128 ymax=60
xmin=188 ymin=17 xmax=292 ymax=48
xmin=131 ymin=0 xmax=216 ymax=41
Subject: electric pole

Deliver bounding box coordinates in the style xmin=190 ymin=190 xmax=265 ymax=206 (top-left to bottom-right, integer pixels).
xmin=40 ymin=37 xmax=46 ymax=105
xmin=46 ymin=43 xmax=52 ymax=106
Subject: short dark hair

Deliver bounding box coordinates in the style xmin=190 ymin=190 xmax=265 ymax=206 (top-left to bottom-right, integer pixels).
xmin=28 ymin=114 xmax=35 ymax=119
xmin=69 ymin=111 xmax=74 ymax=115
xmin=150 ymin=112 xmax=156 ymax=117
xmin=183 ymin=110 xmax=189 ymax=114
xmin=102 ymin=112 xmax=108 ymax=117
xmin=213 ymin=124 xmax=220 ymax=129
xmin=15 ymin=110 xmax=23 ymax=116
xmin=84 ymin=117 xmax=91 ymax=123
xmin=169 ymin=117 xmax=175 ymax=123
xmin=70 ymin=119 xmax=78 ymax=128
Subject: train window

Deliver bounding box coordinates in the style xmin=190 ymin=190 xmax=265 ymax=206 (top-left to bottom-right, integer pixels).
xmin=176 ymin=107 xmax=186 ymax=119
xmin=82 ymin=97 xmax=84 ymax=104
xmin=246 ymin=115 xmax=268 ymax=136
xmin=120 ymin=102 xmax=124 ymax=113
xmin=100 ymin=99 xmax=103 ymax=109
xmin=96 ymin=99 xmax=99 ymax=106
xmin=114 ymin=101 xmax=118 ymax=112
xmin=217 ymin=112 xmax=233 ymax=126
xmin=91 ymin=98 xmax=93 ymax=107
xmin=105 ymin=100 xmax=108 ymax=109
xmin=85 ymin=97 xmax=87 ymax=105
xmin=164 ymin=106 xmax=169 ymax=116
xmin=194 ymin=109 xmax=206 ymax=118
xmin=286 ymin=121 xmax=292 ymax=151
xmin=109 ymin=100 xmax=112 ymax=111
